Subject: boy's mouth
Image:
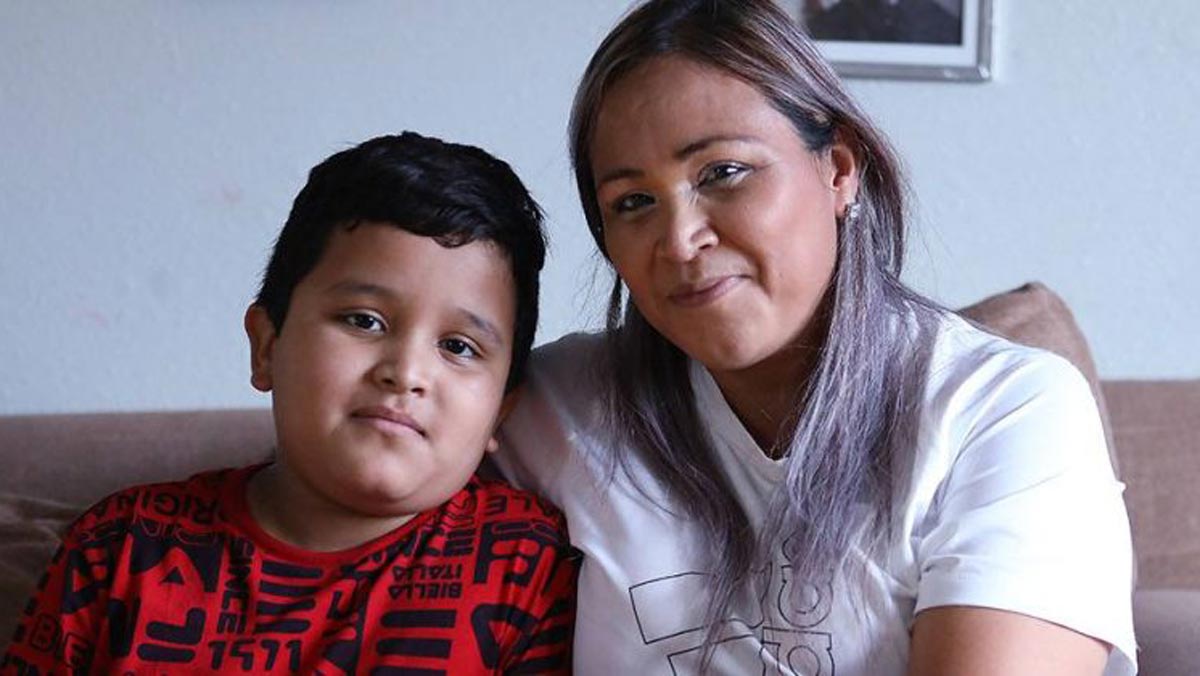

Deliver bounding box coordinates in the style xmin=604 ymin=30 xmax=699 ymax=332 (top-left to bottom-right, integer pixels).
xmin=351 ymin=405 xmax=426 ymax=437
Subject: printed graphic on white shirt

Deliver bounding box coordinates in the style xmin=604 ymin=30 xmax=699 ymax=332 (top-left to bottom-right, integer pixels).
xmin=628 ymin=562 xmax=836 ymax=675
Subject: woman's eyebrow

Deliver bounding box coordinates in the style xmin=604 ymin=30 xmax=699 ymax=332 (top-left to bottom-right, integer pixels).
xmin=673 ymin=133 xmax=759 ymax=160
xmin=596 ymin=134 xmax=761 ymax=187
xmin=596 ymin=166 xmax=643 ymax=187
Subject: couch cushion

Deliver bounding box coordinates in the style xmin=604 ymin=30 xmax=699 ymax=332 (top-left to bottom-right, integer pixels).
xmin=1133 ymin=589 xmax=1200 ymax=676
xmin=1103 ymin=379 xmax=1200 ymax=590
xmin=958 ymin=282 xmax=1116 ymax=472
xmin=0 ymin=492 xmax=81 ymax=656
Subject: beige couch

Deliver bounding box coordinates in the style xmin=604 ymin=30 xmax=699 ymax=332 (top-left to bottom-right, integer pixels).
xmin=1 ymin=283 xmax=1197 ymax=673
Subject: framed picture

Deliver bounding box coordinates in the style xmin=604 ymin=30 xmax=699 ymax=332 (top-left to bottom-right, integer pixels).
xmin=796 ymin=0 xmax=993 ymax=82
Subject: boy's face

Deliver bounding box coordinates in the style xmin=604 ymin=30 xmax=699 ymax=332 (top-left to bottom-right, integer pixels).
xmin=245 ymin=222 xmax=516 ymax=521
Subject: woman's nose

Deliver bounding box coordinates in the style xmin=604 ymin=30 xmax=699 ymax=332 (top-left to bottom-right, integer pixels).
xmin=657 ymin=198 xmax=717 ymax=262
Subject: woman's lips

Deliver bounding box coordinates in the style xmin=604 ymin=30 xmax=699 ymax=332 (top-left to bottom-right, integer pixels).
xmin=667 ymin=275 xmax=743 ymax=308
xmin=351 ymin=406 xmax=426 ymax=437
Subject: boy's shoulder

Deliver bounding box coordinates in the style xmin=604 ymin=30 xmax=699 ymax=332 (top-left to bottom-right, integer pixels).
xmin=445 ymin=475 xmax=571 ymax=542
xmin=71 ymin=466 xmax=245 ymax=534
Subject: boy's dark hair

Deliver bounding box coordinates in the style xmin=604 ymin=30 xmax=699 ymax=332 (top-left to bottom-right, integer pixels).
xmin=255 ymin=132 xmax=547 ymax=391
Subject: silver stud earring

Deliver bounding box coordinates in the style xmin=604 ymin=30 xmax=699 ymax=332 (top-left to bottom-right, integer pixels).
xmin=840 ymin=201 xmax=862 ymax=226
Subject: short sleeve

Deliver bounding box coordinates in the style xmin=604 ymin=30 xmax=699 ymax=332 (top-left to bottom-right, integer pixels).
xmin=498 ymin=506 xmax=581 ymax=675
xmin=914 ymin=353 xmax=1136 ymax=674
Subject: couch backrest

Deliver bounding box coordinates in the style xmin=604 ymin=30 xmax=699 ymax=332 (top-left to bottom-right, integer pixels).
xmin=1104 ymin=379 xmax=1200 ymax=589
xmin=0 ymin=408 xmax=273 ymax=507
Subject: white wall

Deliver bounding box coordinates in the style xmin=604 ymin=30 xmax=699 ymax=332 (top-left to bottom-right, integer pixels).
xmin=1 ymin=1 xmax=1196 ymax=415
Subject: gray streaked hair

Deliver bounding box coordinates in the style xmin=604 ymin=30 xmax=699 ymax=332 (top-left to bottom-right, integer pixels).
xmin=568 ymin=0 xmax=942 ymax=662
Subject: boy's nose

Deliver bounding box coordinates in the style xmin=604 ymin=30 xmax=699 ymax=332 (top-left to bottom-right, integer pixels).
xmin=370 ymin=348 xmax=429 ymax=395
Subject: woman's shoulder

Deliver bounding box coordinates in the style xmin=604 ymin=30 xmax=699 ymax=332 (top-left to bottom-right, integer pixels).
xmin=519 ymin=330 xmax=613 ymax=408
xmin=511 ymin=330 xmax=614 ymax=420
xmin=916 ymin=311 xmax=1106 ymax=473
xmin=527 ymin=330 xmax=606 ymax=376
xmin=925 ymin=311 xmax=1091 ymax=405
xmin=497 ymin=332 xmax=615 ymax=499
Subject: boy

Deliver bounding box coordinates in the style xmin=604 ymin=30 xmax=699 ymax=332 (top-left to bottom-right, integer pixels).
xmin=3 ymin=133 xmax=579 ymax=674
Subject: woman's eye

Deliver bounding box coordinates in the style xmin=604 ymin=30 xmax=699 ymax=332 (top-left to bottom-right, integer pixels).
xmin=612 ymin=192 xmax=655 ymax=214
xmin=440 ymin=338 xmax=479 ymax=359
xmin=341 ymin=313 xmax=385 ymax=333
xmin=699 ymin=162 xmax=749 ymax=186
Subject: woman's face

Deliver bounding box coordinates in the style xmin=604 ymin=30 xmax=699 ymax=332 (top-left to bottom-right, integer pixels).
xmin=591 ymin=56 xmax=858 ymax=377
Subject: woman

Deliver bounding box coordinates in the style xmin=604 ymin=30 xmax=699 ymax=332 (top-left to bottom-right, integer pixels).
xmin=495 ymin=0 xmax=1135 ymax=673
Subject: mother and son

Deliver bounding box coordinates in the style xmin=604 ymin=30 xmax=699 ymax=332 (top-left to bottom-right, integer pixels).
xmin=3 ymin=1 xmax=1136 ymax=674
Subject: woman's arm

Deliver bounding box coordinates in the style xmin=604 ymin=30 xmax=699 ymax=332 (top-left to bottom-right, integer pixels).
xmin=909 ymin=349 xmax=1134 ymax=674
xmin=908 ymin=606 xmax=1108 ymax=676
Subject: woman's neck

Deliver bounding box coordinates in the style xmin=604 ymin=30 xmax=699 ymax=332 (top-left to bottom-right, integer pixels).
xmin=710 ymin=342 xmax=820 ymax=455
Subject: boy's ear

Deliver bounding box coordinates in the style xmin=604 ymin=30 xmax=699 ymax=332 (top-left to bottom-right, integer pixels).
xmin=484 ymin=388 xmax=523 ymax=454
xmin=244 ymin=305 xmax=277 ymax=393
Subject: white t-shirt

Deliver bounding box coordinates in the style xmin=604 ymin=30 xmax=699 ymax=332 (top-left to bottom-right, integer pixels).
xmin=495 ymin=313 xmax=1137 ymax=675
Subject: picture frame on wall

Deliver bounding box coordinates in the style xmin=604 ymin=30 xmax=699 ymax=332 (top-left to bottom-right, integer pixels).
xmin=797 ymin=0 xmax=993 ymax=81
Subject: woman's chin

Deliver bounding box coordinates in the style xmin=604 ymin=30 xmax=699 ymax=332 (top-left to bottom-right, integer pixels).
xmin=679 ymin=336 xmax=775 ymax=373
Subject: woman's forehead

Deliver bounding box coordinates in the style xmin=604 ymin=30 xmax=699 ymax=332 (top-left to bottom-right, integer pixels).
xmin=590 ymin=57 xmax=795 ymax=168
xmin=601 ymin=56 xmax=759 ymax=116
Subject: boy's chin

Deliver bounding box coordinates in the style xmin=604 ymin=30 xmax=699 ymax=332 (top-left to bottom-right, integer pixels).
xmin=336 ymin=476 xmax=453 ymax=519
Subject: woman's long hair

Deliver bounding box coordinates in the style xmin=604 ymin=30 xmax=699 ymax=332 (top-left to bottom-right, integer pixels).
xmin=569 ymin=0 xmax=942 ymax=660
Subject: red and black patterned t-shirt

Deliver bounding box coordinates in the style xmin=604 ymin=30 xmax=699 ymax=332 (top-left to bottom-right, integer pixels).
xmin=2 ymin=466 xmax=580 ymax=674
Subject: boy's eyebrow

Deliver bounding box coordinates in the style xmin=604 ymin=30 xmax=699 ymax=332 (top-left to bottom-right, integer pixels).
xmin=325 ymin=280 xmax=506 ymax=347
xmin=325 ymin=280 xmax=395 ymax=299
xmin=457 ymin=309 xmax=505 ymax=348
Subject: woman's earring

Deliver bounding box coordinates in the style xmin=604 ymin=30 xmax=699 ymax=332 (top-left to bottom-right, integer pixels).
xmin=840 ymin=201 xmax=862 ymax=226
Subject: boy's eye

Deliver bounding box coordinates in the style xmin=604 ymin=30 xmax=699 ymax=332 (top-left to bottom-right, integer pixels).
xmin=699 ymin=162 xmax=750 ymax=186
xmin=439 ymin=337 xmax=479 ymax=359
xmin=612 ymin=192 xmax=655 ymax=214
xmin=341 ymin=312 xmax=386 ymax=333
